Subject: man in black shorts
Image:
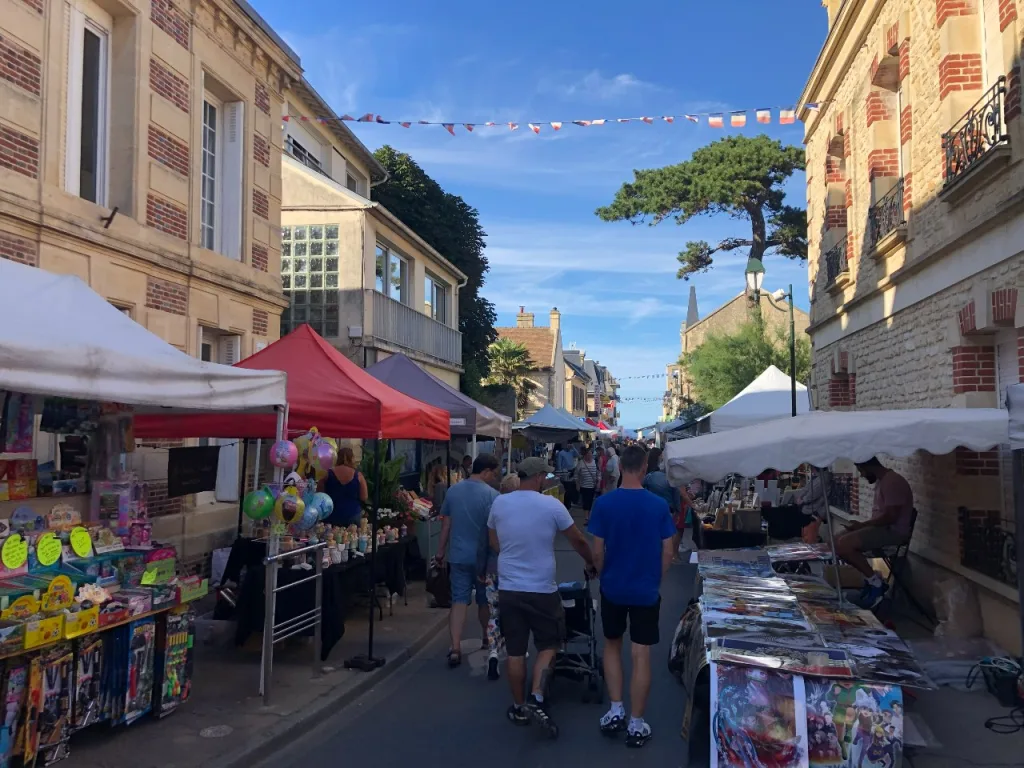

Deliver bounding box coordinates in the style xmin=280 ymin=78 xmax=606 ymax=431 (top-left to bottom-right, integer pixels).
xmin=587 ymin=445 xmax=675 ymax=748
xmin=487 ymin=458 xmax=595 ymax=737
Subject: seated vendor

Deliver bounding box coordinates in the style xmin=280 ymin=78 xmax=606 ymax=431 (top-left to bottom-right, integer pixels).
xmin=834 ymin=457 xmax=914 ymax=608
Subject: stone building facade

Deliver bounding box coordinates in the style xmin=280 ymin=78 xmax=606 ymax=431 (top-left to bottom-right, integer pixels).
xmin=496 ymin=307 xmax=565 ymax=416
xmin=804 ymin=0 xmax=1024 ymax=652
xmin=0 ymin=0 xmax=301 ymax=573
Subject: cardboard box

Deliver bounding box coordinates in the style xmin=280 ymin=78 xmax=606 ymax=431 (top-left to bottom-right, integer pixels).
xmin=63 ymin=606 xmax=99 ymax=638
xmin=24 ymin=615 xmax=63 ymax=649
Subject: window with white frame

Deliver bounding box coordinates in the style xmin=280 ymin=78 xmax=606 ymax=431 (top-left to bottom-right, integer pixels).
xmin=375 ymin=242 xmax=409 ymax=304
xmin=346 ymin=169 xmax=367 ymax=197
xmin=65 ymin=1 xmax=112 ymax=205
xmin=200 ymin=79 xmax=245 ymax=259
xmin=425 ymin=272 xmax=450 ymax=324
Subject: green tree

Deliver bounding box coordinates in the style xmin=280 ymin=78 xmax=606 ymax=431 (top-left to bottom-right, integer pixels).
xmin=371 ymin=146 xmax=497 ymax=394
xmin=485 ymin=338 xmax=537 ymax=419
xmin=596 ymin=135 xmax=807 ymax=280
xmin=683 ymin=308 xmax=810 ymax=409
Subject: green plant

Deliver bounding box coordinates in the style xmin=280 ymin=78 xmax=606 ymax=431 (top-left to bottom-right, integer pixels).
xmin=485 ymin=338 xmax=537 ymax=418
xmin=359 ymin=440 xmax=406 ymax=513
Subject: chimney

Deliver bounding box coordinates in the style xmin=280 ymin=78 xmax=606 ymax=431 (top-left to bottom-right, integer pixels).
xmin=516 ymin=306 xmax=534 ymax=328
xmin=549 ymin=307 xmax=561 ymax=333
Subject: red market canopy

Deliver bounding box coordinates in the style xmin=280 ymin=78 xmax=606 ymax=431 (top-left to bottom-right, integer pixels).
xmin=134 ymin=324 xmax=450 ymax=440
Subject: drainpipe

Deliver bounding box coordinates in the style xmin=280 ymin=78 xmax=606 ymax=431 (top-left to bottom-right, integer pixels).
xmin=369 ymin=169 xmax=390 ymax=189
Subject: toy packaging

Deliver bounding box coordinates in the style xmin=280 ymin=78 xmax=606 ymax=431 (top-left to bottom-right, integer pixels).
xmin=123 ymin=619 xmax=155 ymax=725
xmin=155 ymin=610 xmax=194 ymax=718
xmin=0 ymin=663 xmax=26 ymax=768
xmin=37 ymin=645 xmax=73 ymax=765
xmin=71 ymin=639 xmax=102 ymax=730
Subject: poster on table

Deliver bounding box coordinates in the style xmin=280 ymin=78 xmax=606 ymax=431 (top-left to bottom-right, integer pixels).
xmin=710 ymin=638 xmax=855 ymax=678
xmin=699 ymin=549 xmax=774 ymax=577
xmin=710 ymin=661 xmax=809 ymax=768
xmin=804 ymin=678 xmax=903 ymax=768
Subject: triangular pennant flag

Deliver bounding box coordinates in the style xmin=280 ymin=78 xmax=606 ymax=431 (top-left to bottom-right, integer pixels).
xmin=508 ymin=122 xmax=519 ymax=131
xmin=616 ymin=118 xmax=631 ymax=123
xmin=418 ymin=120 xmax=431 ymax=125
xmin=591 ymin=119 xmax=607 ymax=126
xmin=358 ymin=113 xmax=375 ymax=122
xmin=340 ymin=114 xmax=356 ymax=122
xmin=779 ymin=109 xmax=795 ymax=125
xmin=684 ymin=114 xmax=699 ymax=123
xmin=551 ymin=122 xmax=562 ymax=131
xmin=282 ymin=115 xmax=291 ymax=122
xmin=572 ymin=120 xmax=592 ymax=127
xmin=806 ymin=102 xmax=821 ymax=111
xmin=400 ymin=122 xmax=411 ymax=128
xmin=375 ymin=115 xmax=389 ymax=124
xmin=299 ymin=116 xmax=310 ymax=121
xmin=641 ymin=116 xmax=654 ymax=124
xmin=756 ymin=109 xmax=771 ymax=124
xmin=442 ymin=123 xmax=456 ymax=136
xmin=528 ymin=123 xmax=541 ymax=133
xmin=465 ymin=124 xmax=474 ymax=132
xmin=485 ymin=122 xmax=496 ymax=127
xmin=662 ymin=116 xmax=674 ymax=123
xmin=731 ymin=112 xmax=746 ymax=127
xmin=708 ymin=114 xmax=724 ymax=128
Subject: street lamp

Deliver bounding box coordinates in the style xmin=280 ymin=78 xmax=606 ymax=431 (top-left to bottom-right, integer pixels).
xmin=745 ymin=255 xmax=798 ymax=418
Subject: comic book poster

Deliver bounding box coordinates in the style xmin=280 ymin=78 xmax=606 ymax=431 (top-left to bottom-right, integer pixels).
xmin=710 ymin=662 xmax=809 ymax=768
xmin=699 ymin=549 xmax=774 ymax=578
xmin=804 ymin=678 xmax=903 ymax=768
xmin=711 ymin=639 xmax=855 ymax=678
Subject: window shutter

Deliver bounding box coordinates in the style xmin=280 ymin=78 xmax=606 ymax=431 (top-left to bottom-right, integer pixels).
xmin=215 ymin=332 xmax=242 ymax=501
xmin=218 ymin=334 xmax=241 ymax=365
xmin=64 ymin=8 xmax=86 ymax=196
xmin=221 ymin=101 xmax=245 ymax=260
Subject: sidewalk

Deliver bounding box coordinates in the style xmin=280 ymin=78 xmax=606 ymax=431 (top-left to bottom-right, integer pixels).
xmin=64 ymin=582 xmax=447 ymax=768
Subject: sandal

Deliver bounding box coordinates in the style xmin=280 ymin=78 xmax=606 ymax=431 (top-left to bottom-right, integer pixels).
xmin=447 ymin=649 xmax=462 ymax=668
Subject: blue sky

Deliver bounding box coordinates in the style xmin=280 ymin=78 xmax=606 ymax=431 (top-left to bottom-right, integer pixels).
xmin=255 ymin=0 xmax=828 ymax=427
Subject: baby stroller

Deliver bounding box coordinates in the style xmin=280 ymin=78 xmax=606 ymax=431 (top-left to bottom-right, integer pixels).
xmin=550 ymin=575 xmax=603 ymax=704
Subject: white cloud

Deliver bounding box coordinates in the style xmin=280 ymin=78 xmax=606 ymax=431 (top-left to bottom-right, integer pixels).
xmin=541 ymin=70 xmax=661 ymax=101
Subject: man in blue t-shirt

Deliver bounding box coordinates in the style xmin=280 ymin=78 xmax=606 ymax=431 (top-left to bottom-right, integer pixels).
xmin=587 ymin=444 xmax=675 ymax=749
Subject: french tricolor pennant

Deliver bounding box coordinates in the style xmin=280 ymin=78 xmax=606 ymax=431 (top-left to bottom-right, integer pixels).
xmin=641 ymin=116 xmax=654 ymax=124
xmin=464 ymin=124 xmax=474 ymax=132
xmin=616 ymin=118 xmax=631 ymax=123
xmin=708 ymin=114 xmax=724 ymax=128
xmin=442 ymin=123 xmax=455 ymax=136
xmin=779 ymin=109 xmax=795 ymax=125
xmin=684 ymin=114 xmax=699 ymax=123
xmin=756 ymin=109 xmax=771 ymax=124
xmin=418 ymin=120 xmax=431 ymax=125
xmin=662 ymin=116 xmax=674 ymax=123
xmin=572 ymin=120 xmax=591 ymax=127
xmin=282 ymin=115 xmax=290 ymax=122
xmin=508 ymin=122 xmax=519 ymax=131
xmin=591 ymin=119 xmax=607 ymax=126
xmin=806 ymin=102 xmax=821 ymax=111
xmin=485 ymin=122 xmax=497 ymax=127
xmin=375 ymin=116 xmax=390 ymax=124
xmin=731 ymin=112 xmax=746 ymax=127
xmin=551 ymin=122 xmax=562 ymax=131
xmin=340 ymin=114 xmax=356 ymax=122
xmin=400 ymin=122 xmax=411 ymax=128
xmin=358 ymin=113 xmax=375 ymax=122
xmin=528 ymin=123 xmax=541 ymax=133
xmin=299 ymin=116 xmax=310 ymax=121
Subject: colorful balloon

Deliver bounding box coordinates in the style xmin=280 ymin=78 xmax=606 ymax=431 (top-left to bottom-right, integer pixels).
xmin=293 ymin=501 xmax=319 ymax=531
xmin=274 ymin=493 xmax=305 ymax=525
xmin=309 ymin=492 xmax=334 ymax=521
xmin=270 ymin=440 xmax=299 ymax=469
xmin=311 ymin=440 xmax=337 ymax=473
xmin=243 ymin=489 xmax=274 ymax=520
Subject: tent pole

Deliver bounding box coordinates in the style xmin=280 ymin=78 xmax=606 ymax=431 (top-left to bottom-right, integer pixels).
xmin=1013 ymin=450 xmax=1024 ymax=652
xmin=345 ymin=438 xmax=386 ymax=671
xmin=817 ymin=467 xmax=844 ymax=608
xmin=261 ymin=404 xmax=287 ymax=698
xmin=252 ymin=439 xmax=262 ymax=491
xmin=236 ymin=439 xmax=249 ymax=536
xmin=471 ymin=435 xmax=477 ymax=460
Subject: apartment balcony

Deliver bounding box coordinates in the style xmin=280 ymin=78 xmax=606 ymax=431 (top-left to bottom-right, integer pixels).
xmin=824 ymin=240 xmax=849 ymax=294
xmin=285 ymin=135 xmax=330 ymax=179
xmin=866 ymin=177 xmax=907 ymax=258
xmin=364 ymin=289 xmax=462 ymax=369
xmin=941 ymin=78 xmax=1011 ymax=204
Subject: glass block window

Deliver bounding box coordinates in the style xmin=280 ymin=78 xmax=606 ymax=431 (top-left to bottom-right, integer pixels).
xmin=280 ymin=224 xmax=341 ymax=337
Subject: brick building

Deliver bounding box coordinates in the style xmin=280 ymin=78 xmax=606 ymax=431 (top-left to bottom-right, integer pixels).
xmin=0 ymin=0 xmax=302 ymax=573
xmin=804 ymin=0 xmax=1024 ymax=652
xmin=496 ymin=307 xmax=565 ymax=416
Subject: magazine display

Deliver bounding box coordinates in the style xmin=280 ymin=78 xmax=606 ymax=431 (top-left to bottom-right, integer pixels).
xmin=711 ymin=639 xmax=855 ymax=678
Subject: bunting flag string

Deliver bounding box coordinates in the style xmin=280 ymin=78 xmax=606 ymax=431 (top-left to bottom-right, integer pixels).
xmin=282 ymin=103 xmax=823 ymax=136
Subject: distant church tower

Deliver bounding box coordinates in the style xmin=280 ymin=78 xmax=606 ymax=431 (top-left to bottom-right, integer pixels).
xmin=680 ymin=285 xmax=699 ymax=355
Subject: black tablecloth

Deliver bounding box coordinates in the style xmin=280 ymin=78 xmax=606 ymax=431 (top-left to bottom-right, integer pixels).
xmin=693 ymin=524 xmax=767 ymax=550
xmin=228 ymin=536 xmax=417 ymax=661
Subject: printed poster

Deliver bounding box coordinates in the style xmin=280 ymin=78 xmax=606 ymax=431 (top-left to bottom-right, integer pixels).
xmin=711 ymin=639 xmax=855 ymax=678
xmin=804 ymin=678 xmax=903 ymax=767
xmin=711 ymin=661 xmax=809 ymax=768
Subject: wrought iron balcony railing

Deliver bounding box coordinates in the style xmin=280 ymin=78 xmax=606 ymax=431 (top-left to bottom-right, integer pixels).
xmin=824 ymin=241 xmax=848 ymax=286
xmin=285 ymin=135 xmax=329 ymax=178
xmin=867 ymin=177 xmax=905 ymax=249
xmin=942 ymin=77 xmax=1008 ymax=187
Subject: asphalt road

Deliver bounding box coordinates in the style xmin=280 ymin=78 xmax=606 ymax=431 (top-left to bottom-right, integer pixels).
xmin=268 ymin=526 xmax=699 ymax=768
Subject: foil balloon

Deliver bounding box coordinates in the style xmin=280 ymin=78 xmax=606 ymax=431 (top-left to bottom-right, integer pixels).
xmin=293 ymin=502 xmax=319 ymax=531
xmin=243 ymin=489 xmax=274 ymax=520
xmin=274 ymin=493 xmax=304 ymax=525
xmin=269 ymin=440 xmax=299 ymax=469
xmin=309 ymin=492 xmax=334 ymax=521
xmin=311 ymin=440 xmax=337 ymax=473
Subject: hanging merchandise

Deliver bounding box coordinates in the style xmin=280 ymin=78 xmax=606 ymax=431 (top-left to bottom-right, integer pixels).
xmin=283 ymin=103 xmax=824 ymax=136
xmin=0 ymin=662 xmax=27 ymax=768
xmin=269 ymin=440 xmax=299 ymax=469
xmin=36 ymin=645 xmax=73 ymax=766
xmin=0 ymin=392 xmax=34 ymax=455
xmin=123 ymin=619 xmax=156 ymax=725
xmin=243 ymin=488 xmax=275 ymax=520
xmin=274 ymin=491 xmax=305 ymax=525
xmin=71 ymin=638 xmax=103 ymax=730
xmin=154 ymin=609 xmax=195 ymax=718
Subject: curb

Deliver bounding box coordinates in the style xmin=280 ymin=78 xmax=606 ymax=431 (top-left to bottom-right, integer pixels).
xmin=213 ymin=610 xmax=448 ymax=768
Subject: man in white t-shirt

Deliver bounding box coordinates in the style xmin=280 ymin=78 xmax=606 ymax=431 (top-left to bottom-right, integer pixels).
xmin=487 ymin=457 xmax=595 ymax=738
xmin=603 ymin=446 xmax=620 ymax=493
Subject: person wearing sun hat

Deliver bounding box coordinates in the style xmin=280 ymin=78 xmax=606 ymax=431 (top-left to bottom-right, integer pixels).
xmin=487 ymin=456 xmax=596 ymax=738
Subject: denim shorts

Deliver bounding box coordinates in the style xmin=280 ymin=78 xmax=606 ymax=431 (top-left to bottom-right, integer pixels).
xmin=449 ymin=562 xmax=487 ymax=606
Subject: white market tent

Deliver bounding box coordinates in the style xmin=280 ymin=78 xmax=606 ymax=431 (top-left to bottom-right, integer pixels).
xmin=513 ymin=404 xmax=599 ymax=442
xmin=0 ymin=259 xmax=287 ymax=412
xmin=665 ymin=407 xmax=1009 ymax=485
xmin=702 ymin=365 xmax=810 ymax=432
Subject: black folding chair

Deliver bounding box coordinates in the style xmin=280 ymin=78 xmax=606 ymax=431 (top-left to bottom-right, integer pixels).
xmin=866 ymin=508 xmax=933 ymax=624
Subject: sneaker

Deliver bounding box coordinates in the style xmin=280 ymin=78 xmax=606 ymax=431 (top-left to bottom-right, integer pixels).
xmin=626 ymin=720 xmax=652 ymax=748
xmin=599 ymin=709 xmax=626 ymax=736
xmin=506 ymin=704 xmax=529 ymax=726
xmin=487 ymin=656 xmax=500 ymax=681
xmin=525 ymin=695 xmax=559 ymax=738
xmin=862 ymin=581 xmax=888 ymax=609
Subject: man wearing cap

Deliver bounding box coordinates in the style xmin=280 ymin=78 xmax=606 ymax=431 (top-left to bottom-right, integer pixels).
xmin=487 ymin=457 xmax=596 ymax=738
